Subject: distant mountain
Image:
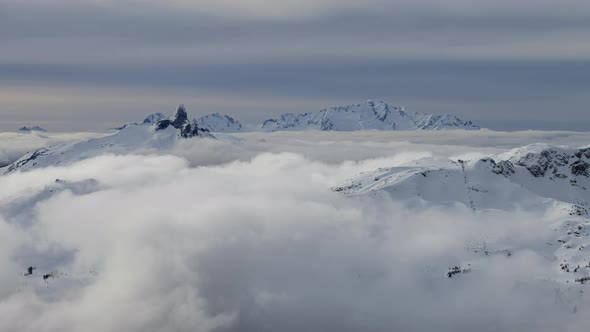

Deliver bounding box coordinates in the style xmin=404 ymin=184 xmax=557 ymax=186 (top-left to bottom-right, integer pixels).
xmin=154 ymin=104 xmax=212 ymax=139
xmin=193 ymin=113 xmax=242 ymax=133
xmin=4 ymin=105 xmax=213 ymax=174
xmin=260 ymin=100 xmax=479 ymax=131
xmin=111 ymin=112 xmax=167 ymax=130
xmin=18 ymin=126 xmax=47 ymax=132
xmin=110 ymin=100 xmax=478 ymax=133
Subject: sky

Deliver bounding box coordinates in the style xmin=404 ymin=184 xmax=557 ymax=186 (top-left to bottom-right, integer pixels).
xmin=1 ymin=0 xmax=590 ymax=131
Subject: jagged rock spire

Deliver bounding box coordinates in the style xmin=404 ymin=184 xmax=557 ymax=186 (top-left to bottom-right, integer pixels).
xmin=171 ymin=104 xmax=188 ymax=127
xmin=154 ymin=104 xmax=212 ymax=138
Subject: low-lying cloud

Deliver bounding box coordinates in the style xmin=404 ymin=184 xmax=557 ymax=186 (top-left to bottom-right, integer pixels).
xmin=1 ymin=132 xmax=590 ymax=331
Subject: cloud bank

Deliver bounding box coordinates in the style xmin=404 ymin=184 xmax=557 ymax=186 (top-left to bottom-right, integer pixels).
xmin=1 ymin=132 xmax=590 ymax=331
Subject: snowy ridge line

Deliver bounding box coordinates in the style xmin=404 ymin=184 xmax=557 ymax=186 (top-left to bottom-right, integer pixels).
xmin=259 ymin=99 xmax=480 ymax=132
xmin=111 ymin=100 xmax=479 ymax=133
xmin=335 ymin=143 xmax=590 ymax=211
xmin=2 ymin=105 xmax=216 ymax=174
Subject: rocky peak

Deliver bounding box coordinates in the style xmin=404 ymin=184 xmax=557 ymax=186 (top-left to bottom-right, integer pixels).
xmin=170 ymin=105 xmax=189 ymax=127
xmin=18 ymin=126 xmax=47 ymax=132
xmin=504 ymin=145 xmax=590 ymax=179
xmin=155 ymin=104 xmax=212 ymax=138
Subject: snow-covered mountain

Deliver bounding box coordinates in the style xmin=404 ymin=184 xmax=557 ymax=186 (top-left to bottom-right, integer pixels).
xmin=3 ymin=105 xmax=213 ymax=174
xmin=335 ymin=143 xmax=590 ymax=284
xmin=411 ymin=113 xmax=479 ymax=130
xmin=18 ymin=126 xmax=47 ymax=132
xmin=335 ymin=143 xmax=590 ymax=211
xmin=110 ymin=112 xmax=167 ymax=130
xmin=193 ymin=113 xmax=242 ymax=133
xmin=115 ymin=110 xmax=242 ymax=133
xmin=112 ymin=100 xmax=477 ymax=133
xmin=260 ymin=100 xmax=479 ymax=131
xmin=142 ymin=112 xmax=166 ymax=125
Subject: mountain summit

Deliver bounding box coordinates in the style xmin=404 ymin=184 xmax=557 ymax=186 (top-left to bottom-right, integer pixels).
xmin=260 ymin=100 xmax=479 ymax=131
xmin=155 ymin=105 xmax=211 ymax=138
xmin=18 ymin=126 xmax=47 ymax=133
xmin=193 ymin=113 xmax=242 ymax=133
xmin=4 ymin=105 xmax=213 ymax=173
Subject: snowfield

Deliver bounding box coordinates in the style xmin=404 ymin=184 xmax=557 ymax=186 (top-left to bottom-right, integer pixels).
xmin=2 ymin=119 xmax=590 ymax=331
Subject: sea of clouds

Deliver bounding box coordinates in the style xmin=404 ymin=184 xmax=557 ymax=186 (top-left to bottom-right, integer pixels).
xmin=1 ymin=130 xmax=590 ymax=331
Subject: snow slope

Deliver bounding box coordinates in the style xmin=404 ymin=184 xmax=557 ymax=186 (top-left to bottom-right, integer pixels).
xmin=3 ymin=105 xmax=214 ymax=174
xmin=260 ymin=100 xmax=479 ymax=131
xmin=336 ymin=144 xmax=590 ymax=211
xmin=193 ymin=113 xmax=242 ymax=133
xmin=142 ymin=112 xmax=166 ymax=125
xmin=335 ymin=143 xmax=590 ymax=284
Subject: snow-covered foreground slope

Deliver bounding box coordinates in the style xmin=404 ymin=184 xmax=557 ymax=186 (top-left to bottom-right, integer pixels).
xmin=2 ymin=105 xmax=214 ymax=174
xmin=260 ymin=99 xmax=479 ymax=131
xmin=336 ymin=143 xmax=590 ymax=210
xmin=335 ymin=143 xmax=590 ymax=286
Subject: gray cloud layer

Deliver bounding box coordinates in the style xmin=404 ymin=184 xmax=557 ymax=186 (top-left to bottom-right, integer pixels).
xmin=1 ymin=0 xmax=590 ymax=131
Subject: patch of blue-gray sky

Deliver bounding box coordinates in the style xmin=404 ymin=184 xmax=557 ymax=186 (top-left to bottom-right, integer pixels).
xmin=1 ymin=0 xmax=589 ymax=131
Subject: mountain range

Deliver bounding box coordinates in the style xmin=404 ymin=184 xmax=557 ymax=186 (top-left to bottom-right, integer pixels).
xmin=4 ymin=102 xmax=590 ymax=287
xmin=259 ymin=100 xmax=479 ymax=131
xmin=3 ymin=105 xmax=213 ymax=174
xmin=129 ymin=100 xmax=479 ymax=133
xmin=18 ymin=126 xmax=47 ymax=133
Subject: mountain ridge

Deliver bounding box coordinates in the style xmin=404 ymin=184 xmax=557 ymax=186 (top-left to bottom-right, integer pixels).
xmin=18 ymin=126 xmax=47 ymax=133
xmin=111 ymin=100 xmax=478 ymax=133
xmin=260 ymin=100 xmax=480 ymax=131
xmin=3 ymin=105 xmax=214 ymax=174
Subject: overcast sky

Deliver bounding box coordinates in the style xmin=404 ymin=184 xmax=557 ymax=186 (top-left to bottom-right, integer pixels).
xmin=1 ymin=0 xmax=590 ymax=131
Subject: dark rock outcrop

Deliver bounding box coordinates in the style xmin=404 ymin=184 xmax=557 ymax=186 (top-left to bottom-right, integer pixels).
xmin=155 ymin=105 xmax=211 ymax=138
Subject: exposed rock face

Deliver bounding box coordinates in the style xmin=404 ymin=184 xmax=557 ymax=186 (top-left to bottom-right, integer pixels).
xmin=492 ymin=160 xmax=516 ymax=177
xmin=571 ymin=160 xmax=590 ymax=177
xmin=508 ymin=145 xmax=590 ymax=179
xmin=155 ymin=105 xmax=211 ymax=138
xmin=6 ymin=148 xmax=49 ymax=173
